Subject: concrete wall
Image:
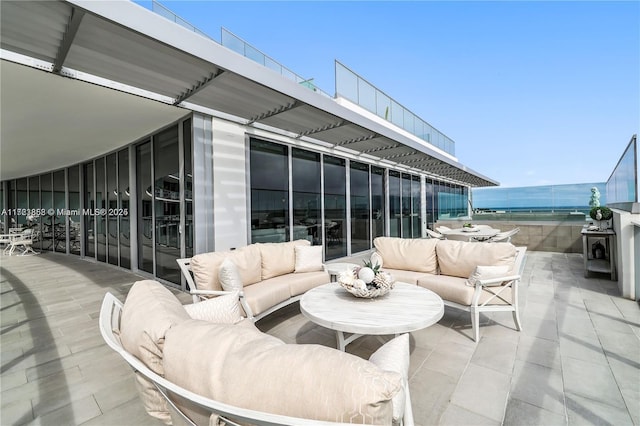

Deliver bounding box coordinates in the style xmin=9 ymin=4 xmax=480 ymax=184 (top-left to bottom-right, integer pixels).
xmin=611 ymin=209 xmax=639 ymax=300
xmin=435 ymin=219 xmax=585 ymax=253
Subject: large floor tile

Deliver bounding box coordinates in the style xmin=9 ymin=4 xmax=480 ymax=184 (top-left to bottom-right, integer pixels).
xmin=450 ymin=364 xmax=511 ymax=422
xmin=503 ymin=398 xmax=566 ymax=426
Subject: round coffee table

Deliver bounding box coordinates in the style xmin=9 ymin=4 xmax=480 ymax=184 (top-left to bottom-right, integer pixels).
xmin=300 ymin=282 xmax=444 ymax=351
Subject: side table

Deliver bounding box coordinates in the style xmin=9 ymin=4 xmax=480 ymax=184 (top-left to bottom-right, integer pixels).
xmin=581 ymin=227 xmax=617 ymax=281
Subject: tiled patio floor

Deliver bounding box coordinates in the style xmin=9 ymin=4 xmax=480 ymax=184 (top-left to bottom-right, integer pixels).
xmin=1 ymin=251 xmax=638 ymax=425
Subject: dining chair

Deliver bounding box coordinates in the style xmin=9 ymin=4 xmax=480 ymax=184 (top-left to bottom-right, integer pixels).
xmin=425 ymin=229 xmax=445 ymax=239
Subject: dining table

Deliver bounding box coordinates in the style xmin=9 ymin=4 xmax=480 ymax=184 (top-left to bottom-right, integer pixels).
xmin=440 ymin=226 xmax=501 ymax=241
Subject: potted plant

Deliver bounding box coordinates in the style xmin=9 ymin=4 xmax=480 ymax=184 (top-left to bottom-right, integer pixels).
xmin=589 ymin=206 xmax=613 ymax=230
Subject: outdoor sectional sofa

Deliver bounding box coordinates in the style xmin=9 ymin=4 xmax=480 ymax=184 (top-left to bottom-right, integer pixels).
xmin=99 ymin=280 xmax=413 ymax=426
xmin=372 ymin=237 xmax=527 ymax=342
xmin=177 ymin=239 xmax=330 ymax=321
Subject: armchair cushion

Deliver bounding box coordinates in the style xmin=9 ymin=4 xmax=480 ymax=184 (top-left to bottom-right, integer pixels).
xmin=466 ymin=265 xmax=511 ymax=287
xmin=436 ymin=240 xmax=516 ymax=278
xmin=373 ymin=237 xmax=438 ymax=273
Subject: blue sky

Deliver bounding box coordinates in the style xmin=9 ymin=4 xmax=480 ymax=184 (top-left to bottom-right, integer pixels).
xmin=137 ymin=1 xmax=639 ymax=188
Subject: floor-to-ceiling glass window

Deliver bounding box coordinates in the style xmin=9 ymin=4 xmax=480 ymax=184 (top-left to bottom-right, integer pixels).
xmin=28 ymin=176 xmax=40 ymax=248
xmin=324 ymin=155 xmax=347 ymax=260
xmin=136 ymin=141 xmax=153 ymax=273
xmin=183 ymin=120 xmax=193 ymax=259
xmin=15 ymin=178 xmax=27 ymax=228
xmin=40 ymin=173 xmax=53 ymax=252
xmin=350 ymin=161 xmax=370 ymax=253
xmin=84 ymin=163 xmax=95 ymax=258
xmin=106 ymin=153 xmax=118 ymax=265
xmin=389 ymin=171 xmax=401 ymax=237
xmin=118 ymin=149 xmax=131 ymax=268
xmin=68 ymin=165 xmax=80 ymax=255
xmin=250 ymin=140 xmax=289 ymax=243
xmin=425 ymin=178 xmax=434 ymax=229
xmin=95 ymin=157 xmax=106 ymax=262
xmin=401 ymin=173 xmax=411 ymax=238
xmin=371 ymin=167 xmax=385 ymax=239
xmin=292 ymin=148 xmax=321 ymax=245
xmin=154 ymin=127 xmax=181 ymax=283
xmin=411 ymin=175 xmax=421 ymax=237
xmin=53 ymin=170 xmax=66 ymax=253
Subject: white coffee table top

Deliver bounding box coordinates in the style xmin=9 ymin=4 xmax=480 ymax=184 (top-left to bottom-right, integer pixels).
xmin=300 ymin=282 xmax=444 ymax=336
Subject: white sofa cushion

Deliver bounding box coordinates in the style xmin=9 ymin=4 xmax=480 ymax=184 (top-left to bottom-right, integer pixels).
xmin=294 ymin=245 xmax=323 ymax=273
xmin=374 ymin=237 xmax=438 ymax=273
xmin=436 ymin=240 xmax=517 ymax=278
xmin=164 ymin=320 xmax=401 ymax=424
xmin=259 ymin=239 xmax=310 ymax=280
xmin=466 ymin=265 xmax=511 ymax=287
xmin=369 ymin=334 xmax=410 ymax=424
xmin=183 ymin=292 xmax=242 ymax=324
xmin=218 ymin=258 xmax=243 ymax=292
xmin=418 ymin=274 xmax=512 ymax=306
xmin=119 ymin=280 xmax=190 ymax=424
xmin=190 ymin=245 xmax=262 ymax=291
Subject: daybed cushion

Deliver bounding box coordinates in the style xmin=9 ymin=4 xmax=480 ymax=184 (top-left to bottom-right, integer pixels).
xmin=259 ymin=239 xmax=310 ymax=280
xmin=164 ymin=320 xmax=401 ymax=425
xmin=418 ymin=274 xmax=512 ymax=306
xmin=436 ymin=240 xmax=517 ymax=278
xmin=374 ymin=237 xmax=438 ymax=273
xmin=119 ymin=280 xmax=190 ymax=424
xmin=190 ymin=245 xmax=262 ymax=291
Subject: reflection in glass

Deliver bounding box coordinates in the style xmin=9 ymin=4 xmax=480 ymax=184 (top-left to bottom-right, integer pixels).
xmin=412 ymin=175 xmax=421 ymax=237
xmin=425 ymin=179 xmax=434 ymax=230
xmin=292 ymin=148 xmax=320 ymax=245
xmin=84 ymin=163 xmax=94 ymax=258
xmin=136 ymin=142 xmax=153 ymax=273
xmin=41 ymin=173 xmax=53 ymax=252
xmin=350 ymin=161 xmax=370 ymax=253
xmin=118 ymin=149 xmax=130 ymax=268
xmin=68 ymin=165 xmax=81 ymax=255
xmin=53 ymin=170 xmax=66 ymax=253
xmin=95 ymin=157 xmax=106 ymax=262
xmin=16 ymin=178 xmax=27 ymax=228
xmin=324 ymin=155 xmax=346 ymax=260
xmin=154 ymin=127 xmax=181 ymax=283
xmin=183 ymin=119 xmax=193 ymax=259
xmin=28 ymin=176 xmax=40 ymax=248
xmin=371 ymin=167 xmax=385 ymax=238
xmin=250 ymin=140 xmax=289 ymax=243
xmin=106 ymin=153 xmax=118 ymax=265
xmin=389 ymin=171 xmax=401 ymax=237
xmin=401 ymin=174 xmax=411 ymax=238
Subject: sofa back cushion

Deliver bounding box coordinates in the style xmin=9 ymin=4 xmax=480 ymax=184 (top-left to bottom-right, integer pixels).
xmin=436 ymin=240 xmax=517 ymax=278
xmin=373 ymin=237 xmax=438 ymax=273
xmin=190 ymin=245 xmax=262 ymax=291
xmin=259 ymin=239 xmax=311 ymax=280
xmin=164 ymin=320 xmax=400 ymax=425
xmin=119 ymin=280 xmax=190 ymax=424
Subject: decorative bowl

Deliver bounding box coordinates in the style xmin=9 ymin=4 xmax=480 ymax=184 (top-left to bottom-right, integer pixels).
xmin=339 ymin=271 xmax=395 ymax=299
xmin=462 ymin=226 xmax=479 ymax=232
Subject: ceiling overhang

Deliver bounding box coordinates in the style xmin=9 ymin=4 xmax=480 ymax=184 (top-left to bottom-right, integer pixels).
xmin=0 ymin=0 xmax=498 ymax=187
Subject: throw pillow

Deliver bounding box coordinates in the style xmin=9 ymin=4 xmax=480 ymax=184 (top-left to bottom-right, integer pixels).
xmin=369 ymin=334 xmax=410 ymax=425
xmin=294 ymin=245 xmax=323 ymax=273
xmin=466 ymin=265 xmax=511 ymax=287
xmin=183 ymin=292 xmax=243 ymax=324
xmin=218 ymin=258 xmax=243 ymax=292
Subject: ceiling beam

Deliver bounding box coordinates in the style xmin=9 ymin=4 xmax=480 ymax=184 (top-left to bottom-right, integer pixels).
xmin=173 ymin=69 xmax=225 ymax=106
xmin=53 ymin=8 xmax=85 ymax=74
xmin=335 ymin=133 xmax=378 ymax=147
xmin=247 ymin=100 xmax=301 ymax=124
xmin=296 ymin=120 xmax=346 ymax=138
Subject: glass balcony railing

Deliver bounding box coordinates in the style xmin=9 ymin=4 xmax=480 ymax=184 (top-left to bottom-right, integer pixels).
xmin=150 ymin=1 xmax=212 ymax=40
xmin=221 ymin=28 xmax=333 ymax=99
xmin=335 ymin=61 xmax=456 ymax=156
xmin=606 ymin=135 xmax=638 ymax=205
